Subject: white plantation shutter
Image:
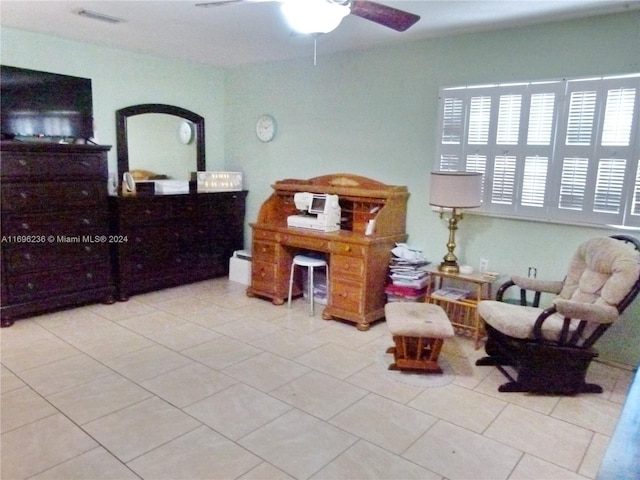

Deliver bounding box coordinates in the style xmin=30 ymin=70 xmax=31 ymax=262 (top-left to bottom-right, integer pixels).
xmin=559 ymin=157 xmax=588 ymax=211
xmin=497 ymin=95 xmax=522 ymax=145
xmin=522 ymin=156 xmax=548 ymax=207
xmin=436 ymin=74 xmax=640 ymax=228
xmin=468 ymin=96 xmax=492 ymax=145
xmin=633 ymin=163 xmax=640 ymax=216
xmin=527 ymin=93 xmax=555 ymax=145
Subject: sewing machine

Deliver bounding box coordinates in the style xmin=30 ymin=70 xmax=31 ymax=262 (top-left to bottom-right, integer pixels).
xmin=287 ymin=192 xmax=341 ymax=232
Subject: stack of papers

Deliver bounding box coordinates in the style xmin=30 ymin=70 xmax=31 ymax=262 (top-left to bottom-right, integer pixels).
xmin=431 ymin=287 xmax=471 ymax=300
xmin=386 ymin=244 xmax=431 ymax=302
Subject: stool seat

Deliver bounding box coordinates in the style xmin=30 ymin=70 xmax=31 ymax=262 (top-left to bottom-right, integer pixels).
xmin=385 ymin=302 xmax=454 ymax=373
xmin=293 ymin=255 xmax=327 ymax=268
xmin=288 ymin=254 xmax=329 ymax=316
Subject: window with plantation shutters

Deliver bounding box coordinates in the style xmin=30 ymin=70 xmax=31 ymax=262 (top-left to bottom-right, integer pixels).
xmin=435 ymin=74 xmax=640 ymax=228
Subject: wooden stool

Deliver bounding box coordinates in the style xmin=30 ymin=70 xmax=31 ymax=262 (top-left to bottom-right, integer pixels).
xmin=385 ymin=302 xmax=454 ymax=373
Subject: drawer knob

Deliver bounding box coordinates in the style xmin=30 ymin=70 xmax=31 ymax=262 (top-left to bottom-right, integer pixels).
xmin=81 ymin=190 xmax=89 ymax=196
xmin=21 ymin=222 xmax=30 ymax=230
xmin=27 ymin=282 xmax=35 ymax=290
xmin=19 ymin=159 xmax=27 ymax=166
xmin=86 ymin=272 xmax=93 ymax=280
xmin=19 ymin=191 xmax=28 ymax=199
xmin=81 ymin=218 xmax=91 ymax=225
xmin=23 ymin=253 xmax=32 ymax=261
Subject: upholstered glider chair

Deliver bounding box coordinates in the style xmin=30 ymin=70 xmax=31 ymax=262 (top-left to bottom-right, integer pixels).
xmin=476 ymin=235 xmax=640 ymax=395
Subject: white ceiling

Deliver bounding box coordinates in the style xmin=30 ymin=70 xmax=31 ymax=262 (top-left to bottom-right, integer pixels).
xmin=1 ymin=0 xmax=638 ymax=67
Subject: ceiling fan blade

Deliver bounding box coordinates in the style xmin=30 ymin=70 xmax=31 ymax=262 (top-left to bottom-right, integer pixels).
xmin=350 ymin=1 xmax=420 ymax=32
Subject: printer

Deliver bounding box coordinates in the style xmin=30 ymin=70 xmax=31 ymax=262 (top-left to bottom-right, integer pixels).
xmin=287 ymin=192 xmax=341 ymax=232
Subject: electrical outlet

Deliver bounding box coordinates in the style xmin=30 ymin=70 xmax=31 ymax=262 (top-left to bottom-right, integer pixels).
xmin=528 ymin=267 xmax=537 ymax=278
xmin=479 ymin=258 xmax=489 ymax=273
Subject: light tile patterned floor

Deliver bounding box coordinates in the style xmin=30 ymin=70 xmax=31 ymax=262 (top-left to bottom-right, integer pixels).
xmin=0 ymin=278 xmax=633 ymax=480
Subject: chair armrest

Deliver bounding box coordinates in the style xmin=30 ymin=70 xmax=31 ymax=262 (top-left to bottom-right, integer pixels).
xmin=511 ymin=275 xmax=564 ymax=294
xmin=553 ymin=298 xmax=619 ymax=324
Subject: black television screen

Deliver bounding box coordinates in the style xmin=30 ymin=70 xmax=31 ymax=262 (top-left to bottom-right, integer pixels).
xmin=1 ymin=65 xmax=94 ymax=140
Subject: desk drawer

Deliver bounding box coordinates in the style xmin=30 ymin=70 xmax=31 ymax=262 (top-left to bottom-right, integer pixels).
xmin=330 ymin=242 xmax=365 ymax=257
xmin=281 ymin=234 xmax=329 ymax=251
xmin=253 ymin=240 xmax=277 ymax=262
xmin=330 ymin=277 xmax=364 ymax=314
xmin=332 ymin=254 xmax=365 ymax=280
xmin=253 ymin=229 xmax=277 ymax=242
xmin=251 ymin=260 xmax=279 ymax=295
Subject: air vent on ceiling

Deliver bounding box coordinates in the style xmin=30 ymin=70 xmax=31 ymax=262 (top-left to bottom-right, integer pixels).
xmin=76 ymin=9 xmax=126 ymax=24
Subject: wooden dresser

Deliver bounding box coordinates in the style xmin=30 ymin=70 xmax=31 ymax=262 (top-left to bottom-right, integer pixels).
xmin=109 ymin=191 xmax=247 ymax=300
xmin=0 ymin=141 xmax=114 ymax=327
xmin=247 ymin=174 xmax=408 ymax=331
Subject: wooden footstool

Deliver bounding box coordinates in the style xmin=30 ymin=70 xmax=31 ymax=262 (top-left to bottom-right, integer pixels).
xmin=385 ymin=302 xmax=455 ymax=373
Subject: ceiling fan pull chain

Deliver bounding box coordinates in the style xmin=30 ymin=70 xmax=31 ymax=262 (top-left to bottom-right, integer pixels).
xmin=314 ymin=37 xmax=317 ymax=66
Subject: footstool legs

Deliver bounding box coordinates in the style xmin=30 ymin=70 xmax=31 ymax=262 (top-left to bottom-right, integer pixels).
xmin=387 ymin=336 xmax=445 ymax=373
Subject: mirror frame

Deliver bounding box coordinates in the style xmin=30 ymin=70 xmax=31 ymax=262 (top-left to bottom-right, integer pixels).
xmin=116 ymin=103 xmax=205 ymax=180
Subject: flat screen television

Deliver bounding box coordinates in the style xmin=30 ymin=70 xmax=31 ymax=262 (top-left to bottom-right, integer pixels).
xmin=1 ymin=65 xmax=94 ymax=141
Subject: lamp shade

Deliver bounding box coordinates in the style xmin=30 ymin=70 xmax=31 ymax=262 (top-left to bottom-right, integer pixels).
xmin=429 ymin=171 xmax=482 ymax=208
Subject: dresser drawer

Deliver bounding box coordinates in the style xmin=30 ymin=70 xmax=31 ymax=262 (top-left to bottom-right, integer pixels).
xmin=330 ymin=277 xmax=364 ymax=314
xmin=118 ymin=225 xmax=180 ymax=253
xmin=5 ymin=263 xmax=110 ymax=303
xmin=121 ymin=252 xmax=191 ymax=278
xmin=117 ymin=200 xmax=173 ymax=226
xmin=1 ymin=153 xmax=106 ymax=180
xmin=3 ymin=211 xmax=107 ymax=237
xmin=1 ymin=182 xmax=106 ymax=211
xmin=331 ymin=254 xmax=365 ymax=280
xmin=3 ymin=243 xmax=109 ymax=274
xmin=198 ymin=192 xmax=247 ymax=216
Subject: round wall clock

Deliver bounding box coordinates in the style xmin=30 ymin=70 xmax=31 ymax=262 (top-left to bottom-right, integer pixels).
xmin=256 ymin=114 xmax=277 ymax=142
xmin=178 ymin=120 xmax=195 ymax=145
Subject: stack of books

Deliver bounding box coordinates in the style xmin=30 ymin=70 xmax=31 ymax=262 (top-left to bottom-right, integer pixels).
xmin=385 ymin=256 xmax=431 ymax=302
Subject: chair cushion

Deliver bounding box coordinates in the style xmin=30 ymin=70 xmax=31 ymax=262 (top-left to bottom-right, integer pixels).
xmin=560 ymin=237 xmax=640 ymax=308
xmin=478 ymin=301 xmax=573 ymax=341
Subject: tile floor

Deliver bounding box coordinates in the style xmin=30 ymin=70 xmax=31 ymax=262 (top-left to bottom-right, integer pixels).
xmin=0 ymin=278 xmax=633 ymax=480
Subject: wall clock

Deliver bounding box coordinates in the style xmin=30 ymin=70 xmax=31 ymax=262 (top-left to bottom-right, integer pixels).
xmin=178 ymin=120 xmax=195 ymax=145
xmin=256 ymin=114 xmax=277 ymax=142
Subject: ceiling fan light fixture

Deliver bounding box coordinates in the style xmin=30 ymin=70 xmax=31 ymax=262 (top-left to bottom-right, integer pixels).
xmin=281 ymin=0 xmax=350 ymax=35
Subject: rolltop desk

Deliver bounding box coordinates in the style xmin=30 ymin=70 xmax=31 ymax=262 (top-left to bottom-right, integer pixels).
xmin=247 ymin=174 xmax=408 ymax=331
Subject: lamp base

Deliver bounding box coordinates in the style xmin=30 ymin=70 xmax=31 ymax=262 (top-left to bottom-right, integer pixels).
xmin=438 ymin=261 xmax=460 ymax=274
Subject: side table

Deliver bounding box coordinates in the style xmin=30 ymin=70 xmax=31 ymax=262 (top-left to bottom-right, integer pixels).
xmin=425 ymin=266 xmax=497 ymax=349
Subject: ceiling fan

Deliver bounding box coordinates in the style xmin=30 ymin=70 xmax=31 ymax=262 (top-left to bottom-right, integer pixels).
xmin=195 ymin=0 xmax=420 ymax=34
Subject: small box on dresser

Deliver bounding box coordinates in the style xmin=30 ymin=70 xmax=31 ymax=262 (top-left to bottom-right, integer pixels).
xmin=0 ymin=141 xmax=115 ymax=327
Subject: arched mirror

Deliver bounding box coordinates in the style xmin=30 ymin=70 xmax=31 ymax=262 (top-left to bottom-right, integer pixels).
xmin=116 ymin=104 xmax=205 ymax=183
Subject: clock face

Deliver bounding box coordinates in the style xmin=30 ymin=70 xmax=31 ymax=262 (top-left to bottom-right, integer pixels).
xmin=256 ymin=114 xmax=276 ymax=142
xmin=178 ymin=121 xmax=195 ymax=145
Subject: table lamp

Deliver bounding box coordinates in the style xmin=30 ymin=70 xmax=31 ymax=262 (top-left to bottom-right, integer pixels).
xmin=429 ymin=171 xmax=483 ymax=273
